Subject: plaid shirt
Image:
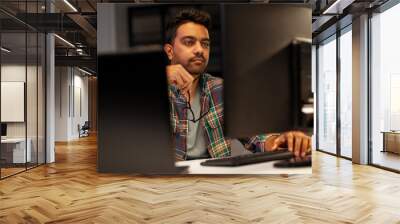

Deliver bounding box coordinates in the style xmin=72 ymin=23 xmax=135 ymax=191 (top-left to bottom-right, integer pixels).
xmin=168 ymin=73 xmax=269 ymax=161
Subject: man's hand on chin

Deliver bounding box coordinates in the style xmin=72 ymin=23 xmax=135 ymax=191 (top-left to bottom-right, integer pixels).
xmin=264 ymin=131 xmax=311 ymax=158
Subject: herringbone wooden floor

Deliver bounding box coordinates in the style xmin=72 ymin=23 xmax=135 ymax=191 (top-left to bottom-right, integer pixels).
xmin=0 ymin=135 xmax=400 ymax=223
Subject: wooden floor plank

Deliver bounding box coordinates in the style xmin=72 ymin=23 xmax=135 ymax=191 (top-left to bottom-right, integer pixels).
xmin=0 ymin=135 xmax=399 ymax=223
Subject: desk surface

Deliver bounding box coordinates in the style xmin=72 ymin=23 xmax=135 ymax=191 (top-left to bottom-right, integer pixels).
xmin=381 ymin=131 xmax=400 ymax=134
xmin=175 ymin=158 xmax=311 ymax=175
xmin=1 ymin=138 xmax=28 ymax=143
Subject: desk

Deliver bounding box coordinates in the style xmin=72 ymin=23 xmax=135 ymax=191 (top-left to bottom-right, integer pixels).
xmin=1 ymin=138 xmax=32 ymax=163
xmin=175 ymin=158 xmax=311 ymax=175
xmin=381 ymin=131 xmax=400 ymax=154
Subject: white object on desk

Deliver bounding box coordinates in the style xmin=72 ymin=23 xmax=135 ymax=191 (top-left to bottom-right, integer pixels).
xmin=176 ymin=158 xmax=311 ymax=175
xmin=1 ymin=81 xmax=25 ymax=122
xmin=1 ymin=138 xmax=32 ymax=163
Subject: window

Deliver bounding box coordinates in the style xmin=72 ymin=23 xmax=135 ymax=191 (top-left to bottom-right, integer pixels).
xmin=370 ymin=2 xmax=400 ymax=171
xmin=339 ymin=27 xmax=352 ymax=158
xmin=317 ymin=35 xmax=337 ymax=154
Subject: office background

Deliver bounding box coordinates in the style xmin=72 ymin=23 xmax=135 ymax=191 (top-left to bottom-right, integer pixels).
xmin=0 ymin=0 xmax=98 ymax=179
xmin=0 ymin=2 xmax=46 ymax=177
xmin=313 ymin=0 xmax=400 ymax=172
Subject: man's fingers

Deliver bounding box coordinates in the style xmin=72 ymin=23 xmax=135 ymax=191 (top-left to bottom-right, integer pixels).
xmin=175 ymin=75 xmax=190 ymax=101
xmin=287 ymin=132 xmax=294 ymax=152
xmin=179 ymin=66 xmax=193 ymax=86
xmin=177 ymin=67 xmax=194 ymax=95
xmin=179 ymin=71 xmax=192 ymax=89
xmin=272 ymin=136 xmax=285 ymax=150
xmin=174 ymin=74 xmax=185 ymax=90
xmin=301 ymin=138 xmax=309 ymax=157
xmin=294 ymin=136 xmax=302 ymax=157
xmin=180 ymin=65 xmax=194 ymax=81
xmin=168 ymin=76 xmax=178 ymax=86
xmin=167 ymin=65 xmax=194 ymax=93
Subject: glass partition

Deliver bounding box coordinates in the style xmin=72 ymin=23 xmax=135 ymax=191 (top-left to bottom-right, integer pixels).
xmin=0 ymin=1 xmax=46 ymax=179
xmin=1 ymin=31 xmax=28 ymax=178
xmin=371 ymin=3 xmax=400 ymax=171
xmin=317 ymin=35 xmax=337 ymax=154
xmin=38 ymin=32 xmax=45 ymax=165
xmin=339 ymin=27 xmax=352 ymax=158
xmin=27 ymin=30 xmax=38 ymax=169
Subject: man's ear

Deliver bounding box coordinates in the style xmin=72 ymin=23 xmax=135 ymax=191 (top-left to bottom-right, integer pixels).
xmin=163 ymin=43 xmax=173 ymax=61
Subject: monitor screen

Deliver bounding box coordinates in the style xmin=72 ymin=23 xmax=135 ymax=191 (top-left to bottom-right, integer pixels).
xmin=1 ymin=123 xmax=7 ymax=137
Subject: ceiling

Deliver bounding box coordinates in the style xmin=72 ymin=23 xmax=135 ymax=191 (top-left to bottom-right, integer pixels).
xmin=0 ymin=0 xmax=392 ymax=73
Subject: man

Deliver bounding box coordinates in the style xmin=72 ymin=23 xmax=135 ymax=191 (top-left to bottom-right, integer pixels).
xmin=164 ymin=8 xmax=311 ymax=161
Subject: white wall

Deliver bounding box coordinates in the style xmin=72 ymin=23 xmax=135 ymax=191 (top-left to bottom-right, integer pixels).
xmin=55 ymin=67 xmax=89 ymax=141
xmin=69 ymin=72 xmax=89 ymax=139
xmin=1 ymin=63 xmax=46 ymax=164
xmin=55 ymin=66 xmax=70 ymax=141
xmin=1 ymin=66 xmax=26 ymax=134
xmin=1 ymin=65 xmax=37 ymax=138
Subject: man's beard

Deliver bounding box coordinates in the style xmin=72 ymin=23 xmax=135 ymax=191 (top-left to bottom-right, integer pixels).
xmin=183 ymin=56 xmax=208 ymax=76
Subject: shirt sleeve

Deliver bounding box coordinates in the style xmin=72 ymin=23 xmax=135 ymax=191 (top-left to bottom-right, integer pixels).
xmin=168 ymin=85 xmax=177 ymax=134
xmin=237 ymin=133 xmax=279 ymax=153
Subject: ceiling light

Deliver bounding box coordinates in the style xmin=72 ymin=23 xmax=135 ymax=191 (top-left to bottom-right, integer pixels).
xmin=78 ymin=67 xmax=92 ymax=76
xmin=323 ymin=0 xmax=355 ymax=15
xmin=301 ymin=104 xmax=314 ymax=114
xmin=54 ymin=34 xmax=75 ymax=48
xmin=63 ymin=0 xmax=78 ymax=12
xmin=1 ymin=47 xmax=11 ymax=53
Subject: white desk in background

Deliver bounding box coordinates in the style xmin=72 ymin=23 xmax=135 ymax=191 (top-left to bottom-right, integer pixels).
xmin=175 ymin=159 xmax=311 ymax=175
xmin=1 ymin=138 xmax=32 ymax=163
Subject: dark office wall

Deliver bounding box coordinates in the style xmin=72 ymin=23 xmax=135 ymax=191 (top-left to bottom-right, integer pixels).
xmin=222 ymin=4 xmax=312 ymax=137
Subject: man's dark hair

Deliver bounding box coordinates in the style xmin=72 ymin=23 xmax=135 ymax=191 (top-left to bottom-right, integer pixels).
xmin=165 ymin=8 xmax=212 ymax=44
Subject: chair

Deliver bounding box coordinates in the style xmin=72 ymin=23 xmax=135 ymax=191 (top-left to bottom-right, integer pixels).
xmin=78 ymin=121 xmax=90 ymax=138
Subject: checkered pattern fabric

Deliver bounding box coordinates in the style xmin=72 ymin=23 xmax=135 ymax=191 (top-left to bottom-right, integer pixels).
xmin=168 ymin=73 xmax=268 ymax=161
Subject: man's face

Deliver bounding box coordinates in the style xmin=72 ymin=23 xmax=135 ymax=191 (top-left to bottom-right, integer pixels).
xmin=164 ymin=22 xmax=210 ymax=77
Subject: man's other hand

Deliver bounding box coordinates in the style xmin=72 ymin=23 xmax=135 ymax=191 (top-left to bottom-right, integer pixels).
xmin=264 ymin=131 xmax=311 ymax=157
xmin=166 ymin=64 xmax=194 ymax=99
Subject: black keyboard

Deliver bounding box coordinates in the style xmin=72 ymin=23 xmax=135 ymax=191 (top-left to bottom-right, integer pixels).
xmin=273 ymin=155 xmax=312 ymax=167
xmin=200 ymin=150 xmax=293 ymax=166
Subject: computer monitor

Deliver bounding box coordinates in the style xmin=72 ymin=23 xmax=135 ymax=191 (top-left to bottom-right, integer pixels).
xmin=97 ymin=51 xmax=186 ymax=174
xmin=221 ymin=4 xmax=312 ymax=138
xmin=1 ymin=123 xmax=7 ymax=138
